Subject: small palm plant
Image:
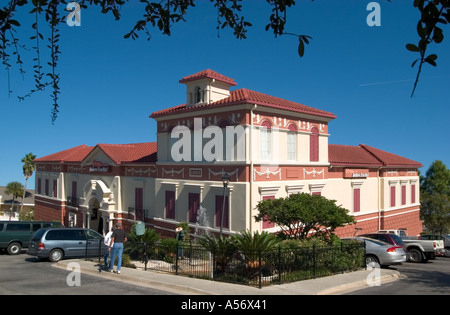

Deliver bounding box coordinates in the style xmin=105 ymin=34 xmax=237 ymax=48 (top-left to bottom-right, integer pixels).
xmin=125 ymin=224 xmax=160 ymax=270
xmin=234 ymin=230 xmax=281 ymax=277
xmin=197 ymin=234 xmax=237 ymax=274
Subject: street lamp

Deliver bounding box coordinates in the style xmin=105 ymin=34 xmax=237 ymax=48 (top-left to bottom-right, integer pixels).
xmin=220 ymin=173 xmax=230 ymax=238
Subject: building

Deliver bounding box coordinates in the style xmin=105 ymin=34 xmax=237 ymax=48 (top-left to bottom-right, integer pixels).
xmin=33 ymin=69 xmax=423 ymax=237
xmin=0 ymin=187 xmax=35 ymax=221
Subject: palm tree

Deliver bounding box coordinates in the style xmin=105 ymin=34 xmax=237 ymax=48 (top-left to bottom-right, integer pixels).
xmin=5 ymin=182 xmax=24 ymax=220
xmin=20 ymin=153 xmax=36 ymax=213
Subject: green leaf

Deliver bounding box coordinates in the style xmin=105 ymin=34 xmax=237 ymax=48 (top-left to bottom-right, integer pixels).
xmin=406 ymin=43 xmax=421 ymax=52
xmin=298 ymin=38 xmax=305 ymax=58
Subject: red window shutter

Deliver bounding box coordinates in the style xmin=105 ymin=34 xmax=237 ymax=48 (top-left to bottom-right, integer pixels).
xmin=353 ymin=188 xmax=360 ymax=212
xmin=310 ymin=126 xmax=319 ymax=162
xmin=215 ymin=195 xmax=229 ymax=229
xmin=72 ymin=181 xmax=77 ymax=198
xmin=53 ymin=180 xmax=57 ymax=198
xmin=165 ymin=191 xmax=176 ymax=219
xmin=188 ymin=193 xmax=200 ymax=223
xmin=262 ymin=196 xmax=275 ymax=229
xmin=401 ymin=185 xmax=406 ymax=205
xmin=135 ymin=188 xmax=144 ymax=220
xmin=411 ymin=184 xmax=416 ymax=203
xmin=390 ymin=186 xmax=396 ymax=207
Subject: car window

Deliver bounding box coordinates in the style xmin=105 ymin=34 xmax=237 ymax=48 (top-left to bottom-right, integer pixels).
xmin=86 ymin=230 xmax=102 ymax=240
xmin=391 ymin=235 xmax=404 ymax=245
xmin=46 ymin=229 xmax=86 ymax=241
xmin=366 ymin=239 xmax=387 ymax=246
xmin=6 ymin=223 xmax=30 ymax=232
xmin=0 ymin=223 xmax=4 ymax=231
xmin=32 ymin=224 xmax=42 ymax=231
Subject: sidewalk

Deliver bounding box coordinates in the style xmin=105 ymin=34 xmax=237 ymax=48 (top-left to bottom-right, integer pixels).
xmin=54 ymin=259 xmax=403 ymax=295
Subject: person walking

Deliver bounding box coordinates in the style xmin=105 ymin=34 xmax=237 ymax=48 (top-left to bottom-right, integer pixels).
xmin=103 ymin=228 xmax=113 ymax=269
xmin=109 ymin=222 xmax=127 ymax=274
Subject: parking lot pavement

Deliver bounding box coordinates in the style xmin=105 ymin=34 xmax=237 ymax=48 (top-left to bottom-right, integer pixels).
xmin=54 ymin=258 xmax=402 ymax=295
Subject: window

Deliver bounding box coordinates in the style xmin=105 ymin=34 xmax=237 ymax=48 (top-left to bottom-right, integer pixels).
xmin=188 ymin=193 xmax=200 ymax=223
xmin=165 ymin=190 xmax=176 ymax=220
xmin=390 ymin=186 xmax=396 ymax=207
xmin=310 ymin=126 xmax=319 ymax=162
xmin=411 ymin=184 xmax=416 ymax=204
xmin=195 ymin=86 xmax=203 ymax=103
xmin=45 ymin=179 xmax=49 ymax=196
xmin=37 ymin=178 xmax=42 ymax=195
xmin=353 ymin=188 xmax=361 ymax=213
xmin=287 ymin=124 xmax=297 ymax=161
xmin=262 ymin=196 xmax=275 ymax=229
xmin=215 ymin=195 xmax=229 ymax=229
xmin=260 ymin=121 xmax=272 ymax=161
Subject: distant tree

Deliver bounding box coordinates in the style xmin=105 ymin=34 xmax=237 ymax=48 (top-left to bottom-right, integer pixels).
xmin=255 ymin=193 xmax=355 ymax=240
xmin=4 ymin=181 xmax=24 ymax=220
xmin=420 ymin=160 xmax=450 ymax=234
xmin=20 ymin=152 xmax=36 ymax=213
xmin=0 ymin=1 xmax=448 ymax=123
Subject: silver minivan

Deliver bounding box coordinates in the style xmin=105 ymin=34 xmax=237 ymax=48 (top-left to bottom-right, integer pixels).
xmin=27 ymin=228 xmax=106 ymax=262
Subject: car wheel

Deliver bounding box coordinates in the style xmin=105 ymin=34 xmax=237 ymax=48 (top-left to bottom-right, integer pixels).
xmin=7 ymin=242 xmax=22 ymax=255
xmin=445 ymin=247 xmax=450 ymax=258
xmin=49 ymin=249 xmax=64 ymax=262
xmin=408 ymin=248 xmax=423 ymax=263
xmin=365 ymin=255 xmax=380 ymax=268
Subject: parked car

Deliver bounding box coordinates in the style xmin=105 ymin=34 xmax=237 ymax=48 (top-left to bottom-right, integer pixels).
xmin=341 ymin=237 xmax=407 ymax=268
xmin=401 ymin=236 xmax=444 ymax=263
xmin=419 ymin=234 xmax=450 ymax=257
xmin=27 ymin=228 xmax=106 ymax=262
xmin=377 ymin=229 xmax=408 ymax=237
xmin=0 ymin=221 xmax=64 ymax=255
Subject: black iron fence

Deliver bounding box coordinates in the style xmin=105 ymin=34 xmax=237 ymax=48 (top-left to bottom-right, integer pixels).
xmin=135 ymin=241 xmax=365 ymax=288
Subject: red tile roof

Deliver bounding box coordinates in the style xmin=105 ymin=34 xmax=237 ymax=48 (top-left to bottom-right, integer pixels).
xmin=179 ymin=69 xmax=237 ymax=86
xmin=96 ymin=142 xmax=157 ymax=164
xmin=360 ymin=144 xmax=423 ymax=168
xmin=34 ymin=143 xmax=157 ymax=165
xmin=329 ymin=144 xmax=422 ymax=168
xmin=151 ymin=88 xmax=336 ymax=119
xmin=34 ymin=145 xmax=94 ymax=163
xmin=328 ymin=144 xmax=381 ymax=167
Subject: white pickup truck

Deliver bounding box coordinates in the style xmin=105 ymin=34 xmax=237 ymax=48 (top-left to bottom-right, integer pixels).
xmin=378 ymin=230 xmax=445 ymax=263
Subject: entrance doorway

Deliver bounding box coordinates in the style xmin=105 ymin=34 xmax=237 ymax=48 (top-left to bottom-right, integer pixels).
xmin=89 ymin=198 xmax=100 ymax=232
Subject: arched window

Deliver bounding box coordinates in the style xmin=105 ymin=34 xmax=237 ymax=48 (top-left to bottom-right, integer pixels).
xmin=195 ymin=86 xmax=202 ymax=103
xmin=287 ymin=124 xmax=297 ymax=161
xmin=260 ymin=120 xmax=272 ymax=160
xmin=310 ymin=126 xmax=319 ymax=162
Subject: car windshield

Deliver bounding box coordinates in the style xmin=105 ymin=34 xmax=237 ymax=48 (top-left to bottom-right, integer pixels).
xmin=31 ymin=229 xmax=46 ymax=241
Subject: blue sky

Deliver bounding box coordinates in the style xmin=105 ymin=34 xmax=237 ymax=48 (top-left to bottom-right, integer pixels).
xmin=1 ymin=0 xmax=449 ymax=190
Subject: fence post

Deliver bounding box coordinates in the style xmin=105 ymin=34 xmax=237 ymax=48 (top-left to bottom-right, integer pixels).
xmin=278 ymin=245 xmax=282 ymax=284
xmin=258 ymin=247 xmax=262 ymax=289
xmin=175 ymin=242 xmax=179 ymax=275
xmin=313 ymin=244 xmax=316 ymax=278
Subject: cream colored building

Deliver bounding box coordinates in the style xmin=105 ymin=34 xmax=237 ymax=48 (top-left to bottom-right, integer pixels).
xmin=34 ymin=70 xmax=423 ymax=237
